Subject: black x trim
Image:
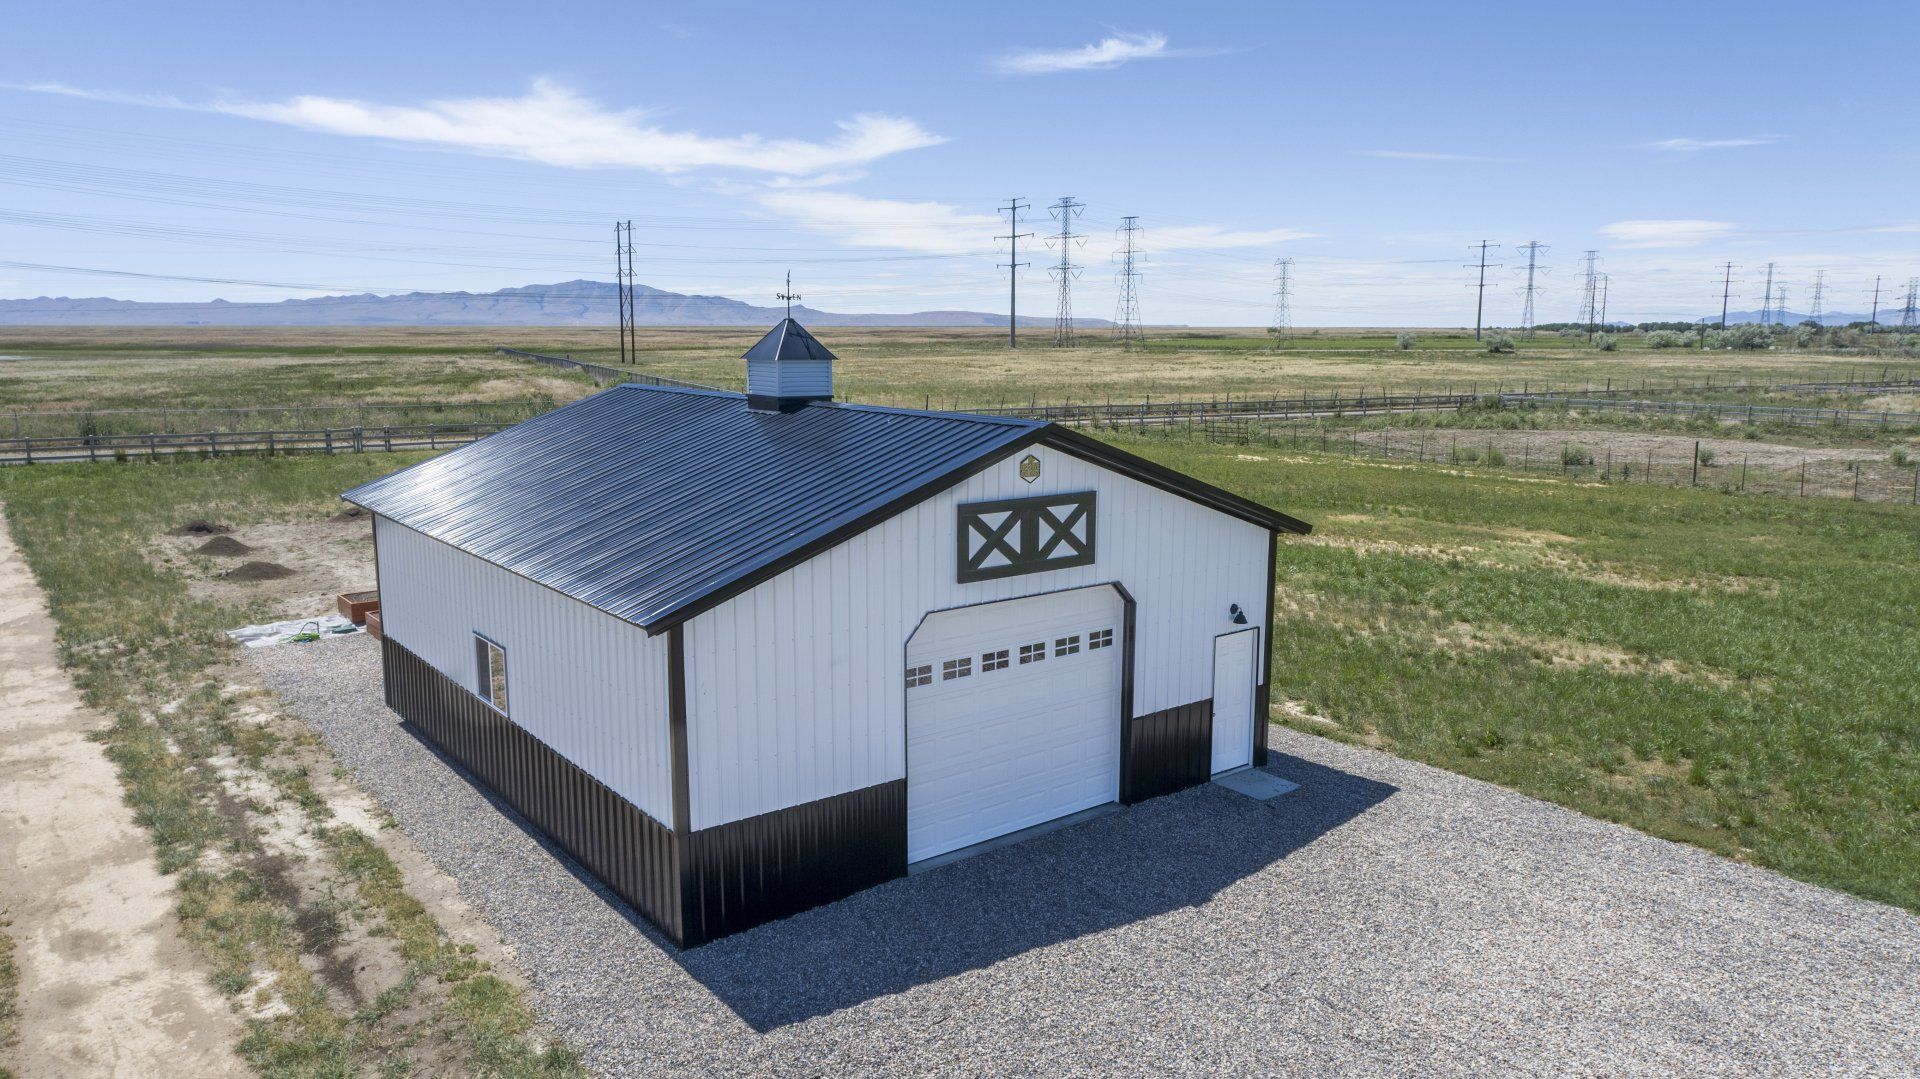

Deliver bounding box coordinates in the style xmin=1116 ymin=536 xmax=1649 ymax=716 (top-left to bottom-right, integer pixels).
xmin=957 ymin=491 xmax=1097 ymax=582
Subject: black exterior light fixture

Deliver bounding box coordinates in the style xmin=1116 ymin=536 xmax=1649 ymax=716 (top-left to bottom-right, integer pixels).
xmin=1230 ymin=603 xmax=1249 ymax=625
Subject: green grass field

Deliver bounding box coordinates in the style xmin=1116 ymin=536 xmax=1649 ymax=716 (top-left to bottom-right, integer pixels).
xmin=2 ymin=440 xmax=1916 ymax=916
xmin=6 ymin=325 xmax=1917 ymax=415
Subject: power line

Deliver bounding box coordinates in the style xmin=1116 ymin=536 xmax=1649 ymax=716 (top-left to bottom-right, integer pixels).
xmin=1270 ymin=257 xmax=1294 ymax=349
xmin=1112 ymin=216 xmax=1146 ymax=349
xmin=996 ymin=197 xmax=1032 ymax=350
xmin=1046 ymin=196 xmax=1085 ymax=347
xmin=1463 ymin=241 xmax=1502 ymax=340
xmin=1515 ymin=241 xmax=1547 ymax=338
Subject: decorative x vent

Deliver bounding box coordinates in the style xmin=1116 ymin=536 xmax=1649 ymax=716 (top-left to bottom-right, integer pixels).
xmin=956 ymin=491 xmax=1096 ymax=583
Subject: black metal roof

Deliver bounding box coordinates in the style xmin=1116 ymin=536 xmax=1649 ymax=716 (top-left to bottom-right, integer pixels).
xmin=742 ymin=318 xmax=837 ymax=364
xmin=343 ymin=384 xmax=1307 ymax=633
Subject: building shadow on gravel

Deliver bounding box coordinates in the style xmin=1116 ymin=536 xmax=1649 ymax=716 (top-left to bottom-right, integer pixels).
xmin=676 ymin=751 xmax=1395 ymax=1031
xmin=400 ymin=724 xmax=1393 ymax=1033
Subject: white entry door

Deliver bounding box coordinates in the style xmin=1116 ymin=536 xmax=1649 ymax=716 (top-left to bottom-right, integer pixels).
xmin=1211 ymin=629 xmax=1259 ymax=774
xmin=905 ymin=585 xmax=1125 ymax=862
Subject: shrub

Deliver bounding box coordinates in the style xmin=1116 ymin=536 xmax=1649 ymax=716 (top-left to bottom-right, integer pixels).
xmin=1697 ymin=445 xmax=1716 ymax=467
xmin=1645 ymin=330 xmax=1689 ymax=350
xmin=1396 ymin=333 xmax=1415 ymax=350
xmin=1793 ymin=324 xmax=1818 ymax=349
xmin=1594 ymin=334 xmax=1617 ymax=351
xmin=1724 ymin=324 xmax=1772 ymax=350
xmin=1561 ymin=444 xmax=1594 ymax=467
xmin=1449 ymin=446 xmax=1482 ymax=464
xmin=1484 ymin=332 xmax=1515 ymax=354
xmin=1485 ymin=447 xmax=1507 ymax=466
xmin=1891 ymin=448 xmax=1912 ymax=467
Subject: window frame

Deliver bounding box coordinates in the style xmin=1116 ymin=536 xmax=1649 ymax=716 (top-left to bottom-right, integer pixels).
xmin=473 ymin=632 xmax=509 ymax=716
xmin=1054 ymin=634 xmax=1082 ymax=657
xmin=905 ymin=663 xmax=934 ymax=688
xmin=1089 ymin=627 xmax=1115 ymax=650
xmin=942 ymin=656 xmax=973 ymax=681
xmin=982 ymin=648 xmax=1010 ymax=672
xmin=1018 ymin=641 xmax=1048 ymax=665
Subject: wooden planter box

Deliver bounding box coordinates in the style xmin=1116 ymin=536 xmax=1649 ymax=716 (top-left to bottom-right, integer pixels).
xmin=364 ymin=610 xmax=383 ymax=641
xmin=337 ymin=590 xmax=380 ymax=624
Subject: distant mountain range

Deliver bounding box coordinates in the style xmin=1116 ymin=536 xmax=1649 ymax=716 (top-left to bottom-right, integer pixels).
xmin=0 ymin=279 xmax=1107 ymax=328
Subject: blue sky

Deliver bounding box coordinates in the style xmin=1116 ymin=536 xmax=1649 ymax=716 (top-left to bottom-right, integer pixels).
xmin=1 ymin=0 xmax=1914 ymax=325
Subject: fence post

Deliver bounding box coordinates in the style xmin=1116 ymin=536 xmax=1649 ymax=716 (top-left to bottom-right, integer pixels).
xmin=1691 ymin=441 xmax=1699 ymax=486
xmin=1800 ymin=460 xmax=1807 ymax=497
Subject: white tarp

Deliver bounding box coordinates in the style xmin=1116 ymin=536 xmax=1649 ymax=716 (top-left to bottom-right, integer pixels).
xmin=226 ymin=613 xmax=361 ymax=649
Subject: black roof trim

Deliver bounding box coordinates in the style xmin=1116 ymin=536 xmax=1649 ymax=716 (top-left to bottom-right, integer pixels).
xmin=1036 ymin=425 xmax=1313 ymax=535
xmin=742 ymin=318 xmax=838 ymax=364
xmin=643 ymin=422 xmax=1308 ymax=633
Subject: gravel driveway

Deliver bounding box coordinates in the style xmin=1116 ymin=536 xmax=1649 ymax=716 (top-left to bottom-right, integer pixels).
xmin=248 ymin=635 xmax=1920 ymax=1075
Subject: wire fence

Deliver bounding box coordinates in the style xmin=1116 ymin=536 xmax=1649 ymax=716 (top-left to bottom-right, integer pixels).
xmin=1109 ymin=417 xmax=1920 ymax=507
xmin=0 ymin=421 xmax=505 ymax=466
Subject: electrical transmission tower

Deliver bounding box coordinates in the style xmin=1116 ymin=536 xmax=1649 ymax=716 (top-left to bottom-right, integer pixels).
xmin=1809 ymin=270 xmax=1826 ymax=325
xmin=1716 ymin=263 xmax=1739 ymax=329
xmin=1902 ymin=278 xmax=1919 ymax=342
xmin=1758 ymin=262 xmax=1776 ymax=326
xmin=1270 ymin=258 xmax=1294 ymax=349
xmin=1774 ymin=285 xmax=1790 ymax=327
xmin=1515 ymin=241 xmax=1547 ymax=337
xmin=1575 ymin=251 xmax=1601 ymax=339
xmin=1045 ymin=197 xmax=1085 ymax=347
xmin=613 ymin=220 xmax=636 ymax=364
xmin=1463 ymin=241 xmax=1502 ymax=340
xmin=997 ymin=198 xmax=1032 ymax=350
xmin=1112 ymin=216 xmax=1146 ymax=349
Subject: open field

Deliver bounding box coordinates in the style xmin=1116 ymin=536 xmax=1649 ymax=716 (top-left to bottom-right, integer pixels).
xmin=6 ymin=325 xmax=1919 ymax=414
xmin=0 ymin=454 xmax=579 ymax=1076
xmin=2 ymin=439 xmax=1916 ymax=917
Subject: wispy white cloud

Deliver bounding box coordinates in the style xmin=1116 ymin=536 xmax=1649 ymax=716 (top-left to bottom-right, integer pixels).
xmin=1150 ymin=225 xmax=1318 ymax=250
xmin=991 ymin=32 xmax=1170 ymax=75
xmin=1642 ymin=135 xmax=1781 ymax=152
xmin=10 ymin=78 xmax=944 ymax=177
xmin=1599 ymin=219 xmax=1740 ymax=248
xmin=753 ymin=190 xmax=1001 ymax=254
xmin=1360 ymin=149 xmax=1514 ymax=163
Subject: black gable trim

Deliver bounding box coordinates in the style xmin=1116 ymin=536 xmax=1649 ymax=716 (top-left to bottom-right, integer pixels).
xmin=1037 ymin=425 xmax=1312 ymax=536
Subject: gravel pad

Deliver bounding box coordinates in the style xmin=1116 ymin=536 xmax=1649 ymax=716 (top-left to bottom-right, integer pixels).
xmin=248 ymin=636 xmax=1920 ymax=1075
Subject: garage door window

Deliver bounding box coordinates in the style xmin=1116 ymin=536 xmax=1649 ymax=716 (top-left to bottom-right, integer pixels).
xmin=942 ymin=657 xmax=973 ymax=680
xmin=982 ymin=649 xmax=1010 ymax=672
xmin=1089 ymin=628 xmax=1114 ymax=650
xmin=1054 ymin=634 xmax=1081 ymax=657
xmin=1019 ymin=642 xmax=1047 ymax=665
xmin=905 ymin=663 xmax=933 ymax=688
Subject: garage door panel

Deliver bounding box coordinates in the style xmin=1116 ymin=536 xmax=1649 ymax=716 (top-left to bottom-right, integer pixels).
xmin=906 ymin=586 xmax=1125 ymax=862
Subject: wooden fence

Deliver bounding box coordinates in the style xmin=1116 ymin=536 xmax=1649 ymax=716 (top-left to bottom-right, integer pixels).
xmin=496 ymin=348 xmax=719 ymax=390
xmin=0 ymin=421 xmax=505 ymax=466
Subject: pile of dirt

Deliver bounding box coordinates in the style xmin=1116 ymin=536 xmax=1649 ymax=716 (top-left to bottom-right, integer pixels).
xmin=167 ymin=519 xmax=231 ymax=537
xmin=223 ymin=561 xmax=296 ymax=582
xmin=195 ymin=536 xmax=255 ymax=556
xmin=328 ymin=506 xmax=369 ymax=523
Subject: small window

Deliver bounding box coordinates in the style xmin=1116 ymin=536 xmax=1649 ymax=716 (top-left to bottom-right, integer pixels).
xmin=1055 ymin=634 xmax=1081 ymax=657
xmin=1019 ymin=642 xmax=1047 ymax=665
xmin=982 ymin=649 xmax=1010 ymax=672
xmin=905 ymin=663 xmax=933 ymax=688
xmin=474 ymin=634 xmax=508 ymax=714
xmin=942 ymin=657 xmax=973 ymax=680
xmin=1089 ymin=628 xmax=1114 ymax=650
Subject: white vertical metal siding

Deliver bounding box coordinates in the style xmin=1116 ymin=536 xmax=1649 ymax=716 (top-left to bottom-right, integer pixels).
xmin=684 ymin=445 xmax=1271 ymax=829
xmin=374 ymin=516 xmax=675 ymax=825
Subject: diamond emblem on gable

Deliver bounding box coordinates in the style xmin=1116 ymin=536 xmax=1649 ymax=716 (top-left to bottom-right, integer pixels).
xmin=1018 ymin=454 xmax=1041 ymax=483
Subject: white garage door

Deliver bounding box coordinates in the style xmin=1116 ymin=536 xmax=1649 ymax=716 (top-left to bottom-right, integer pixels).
xmin=905 ymin=585 xmax=1125 ymax=862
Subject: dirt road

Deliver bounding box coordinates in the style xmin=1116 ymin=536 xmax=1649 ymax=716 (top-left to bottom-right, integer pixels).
xmin=0 ymin=506 xmax=246 ymax=1077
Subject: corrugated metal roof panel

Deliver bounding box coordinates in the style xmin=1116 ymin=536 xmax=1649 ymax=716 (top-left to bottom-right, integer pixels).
xmin=343 ymin=384 xmax=1042 ymax=630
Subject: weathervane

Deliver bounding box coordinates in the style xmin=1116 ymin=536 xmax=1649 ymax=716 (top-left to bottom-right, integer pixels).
xmin=777 ymin=271 xmax=801 ymax=320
